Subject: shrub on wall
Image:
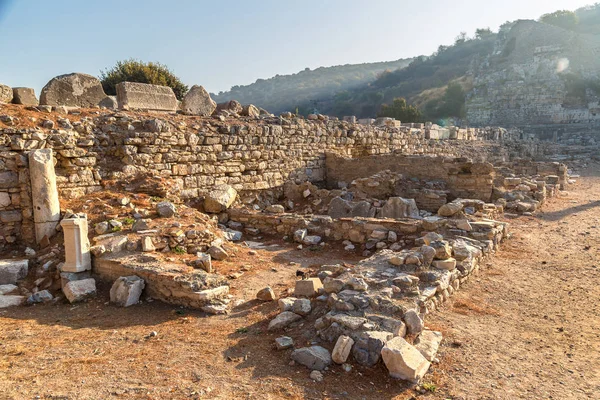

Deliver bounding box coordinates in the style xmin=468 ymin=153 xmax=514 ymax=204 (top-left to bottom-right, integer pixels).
xmin=100 ymin=59 xmax=189 ymax=100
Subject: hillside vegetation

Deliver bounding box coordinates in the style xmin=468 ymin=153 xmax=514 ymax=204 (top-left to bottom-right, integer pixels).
xmin=212 ymin=59 xmax=412 ymax=114
xmin=214 ymin=3 xmax=600 ymax=123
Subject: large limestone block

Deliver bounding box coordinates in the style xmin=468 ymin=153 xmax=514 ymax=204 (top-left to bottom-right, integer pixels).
xmin=214 ymin=100 xmax=243 ymax=115
xmin=0 ymin=84 xmax=13 ymax=103
xmin=204 ymin=185 xmax=237 ymax=213
xmin=116 ymin=82 xmax=178 ymax=112
xmin=380 ymin=197 xmax=419 ymax=219
xmin=197 ymin=285 xmax=229 ymax=301
xmin=29 ymin=149 xmax=61 ymax=243
xmin=12 ymin=87 xmax=38 ymax=105
xmin=381 ymin=337 xmax=431 ymax=382
xmin=291 ymin=346 xmax=332 ymax=370
xmin=0 ymin=259 xmax=28 ymax=285
xmin=182 ymin=85 xmax=216 ymax=116
xmin=110 ymin=276 xmax=145 ymax=307
xmin=40 ymin=73 xmax=106 ymax=107
xmin=63 ymin=278 xmax=97 ymax=303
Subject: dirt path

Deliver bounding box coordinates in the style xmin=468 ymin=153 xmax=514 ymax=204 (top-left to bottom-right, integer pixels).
xmin=429 ymin=164 xmax=600 ymax=399
xmin=1 ymin=168 xmax=599 ymax=399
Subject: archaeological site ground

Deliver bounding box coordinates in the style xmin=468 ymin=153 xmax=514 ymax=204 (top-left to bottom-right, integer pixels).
xmin=2 ymin=6 xmax=600 ymax=398
xmin=0 ymin=70 xmax=598 ymax=400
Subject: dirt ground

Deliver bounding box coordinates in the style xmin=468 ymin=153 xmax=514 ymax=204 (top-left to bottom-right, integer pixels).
xmin=1 ymin=166 xmax=599 ymax=400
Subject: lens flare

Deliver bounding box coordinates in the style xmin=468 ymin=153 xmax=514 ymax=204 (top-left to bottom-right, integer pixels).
xmin=556 ymin=58 xmax=570 ymax=73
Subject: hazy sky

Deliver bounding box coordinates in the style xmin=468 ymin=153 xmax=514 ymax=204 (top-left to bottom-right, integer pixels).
xmin=0 ymin=0 xmax=593 ymax=94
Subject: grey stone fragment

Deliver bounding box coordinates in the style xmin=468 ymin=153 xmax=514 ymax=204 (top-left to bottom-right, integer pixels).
xmin=40 ymin=73 xmax=106 ymax=107
xmin=156 ymin=201 xmax=176 ymax=217
xmin=182 ymin=85 xmax=216 ymax=116
xmin=275 ymin=336 xmax=294 ymax=350
xmin=110 ymin=276 xmax=145 ymax=307
xmin=27 ymin=290 xmax=53 ymax=304
xmin=291 ymin=346 xmax=332 ymax=370
xmin=352 ymin=331 xmax=393 ymax=367
xmin=0 ymin=259 xmax=28 ymax=285
xmin=63 ymin=278 xmax=96 ymax=303
xmin=268 ymin=311 xmax=302 ymax=331
xmin=12 ymin=87 xmax=38 ymax=105
xmin=0 ymin=84 xmax=13 ymax=103
xmin=116 ymin=81 xmax=177 ymax=112
xmin=0 ymin=295 xmax=25 ymax=308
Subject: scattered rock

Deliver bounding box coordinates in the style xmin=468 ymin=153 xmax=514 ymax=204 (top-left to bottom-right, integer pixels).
xmin=157 ymin=201 xmax=176 ymax=217
xmin=63 ymin=278 xmax=97 ymax=303
xmin=0 ymin=295 xmax=25 ymax=308
xmin=256 ymin=287 xmax=276 ymax=301
xmin=275 ymin=336 xmax=294 ymax=350
xmin=381 ymin=336 xmax=431 ymax=382
xmin=309 ymin=370 xmax=324 ymax=382
xmin=208 ymin=245 xmax=229 ymax=261
xmin=182 ymin=85 xmax=217 ymax=116
xmin=40 ymin=73 xmax=106 ymax=107
xmin=0 ymin=259 xmax=28 ymax=285
xmin=294 ymin=278 xmax=323 ymax=297
xmin=268 ymin=311 xmax=302 ymax=331
xmin=332 ymin=335 xmax=354 ymax=364
xmin=27 ymin=290 xmax=53 ymax=304
xmin=291 ymin=346 xmax=332 ymax=371
xmin=204 ymin=185 xmax=237 ymax=213
xmin=403 ymin=310 xmax=424 ymax=335
xmin=414 ymin=330 xmax=443 ymax=361
xmin=110 ymin=276 xmax=145 ymax=307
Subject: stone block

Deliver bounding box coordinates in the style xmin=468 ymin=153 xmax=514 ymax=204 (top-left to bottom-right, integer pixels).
xmin=268 ymin=311 xmax=302 ymax=331
xmin=0 ymin=295 xmax=25 ymax=308
xmin=63 ymin=278 xmax=97 ymax=303
xmin=204 ymin=184 xmax=237 ymax=213
xmin=275 ymin=336 xmax=294 ymax=350
xmin=0 ymin=84 xmax=13 ymax=103
xmin=332 ymin=335 xmax=354 ymax=364
xmin=294 ymin=278 xmax=323 ymax=297
xmin=414 ymin=330 xmax=443 ymax=361
xmin=381 ymin=336 xmax=431 ymax=382
xmin=182 ymin=85 xmax=216 ymax=116
xmin=0 ymin=284 xmax=19 ymax=295
xmin=116 ymin=82 xmax=178 ymax=112
xmin=60 ymin=214 xmax=92 ymax=272
xmin=29 ymin=149 xmax=61 ymax=243
xmin=110 ymin=276 xmax=145 ymax=307
xmin=197 ymin=285 xmax=229 ymax=301
xmin=291 ymin=346 xmax=332 ymax=370
xmin=0 ymin=259 xmax=28 ymax=285
xmin=12 ymin=87 xmax=38 ymax=106
xmin=352 ymin=331 xmax=393 ymax=367
xmin=256 ymin=286 xmax=276 ymax=301
xmin=40 ymin=73 xmax=106 ymax=107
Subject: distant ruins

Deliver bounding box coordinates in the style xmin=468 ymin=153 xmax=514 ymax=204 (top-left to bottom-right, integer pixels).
xmin=0 ymin=72 xmax=592 ymax=383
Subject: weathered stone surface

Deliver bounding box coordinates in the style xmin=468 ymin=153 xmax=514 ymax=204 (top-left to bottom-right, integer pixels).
xmin=291 ymin=346 xmax=332 ymax=370
xmin=352 ymin=331 xmax=393 ymax=367
xmin=292 ymin=298 xmax=311 ymax=315
xmin=141 ymin=236 xmax=155 ymax=252
xmin=99 ymin=96 xmax=118 ymax=109
xmin=275 ymin=336 xmax=294 ymax=350
xmin=438 ymin=202 xmax=463 ymax=217
xmin=194 ymin=252 xmax=212 ymax=272
xmin=12 ymin=87 xmax=38 ymax=106
xmin=328 ymin=197 xmax=374 ymax=219
xmin=27 ymin=290 xmax=53 ymax=304
xmin=116 ymin=82 xmax=177 ymax=112
xmin=0 ymin=259 xmax=28 ymax=285
xmin=182 ymin=85 xmax=216 ymax=116
xmin=40 ymin=73 xmax=106 ymax=107
xmin=156 ymin=201 xmax=176 ymax=217
xmin=432 ymin=257 xmax=457 ymax=271
xmin=0 ymin=84 xmax=13 ymax=103
xmin=381 ymin=336 xmax=431 ymax=382
xmin=63 ymin=278 xmax=97 ymax=303
xmin=381 ymin=197 xmax=419 ymax=219
xmin=294 ymin=278 xmax=323 ymax=297
xmin=60 ymin=214 xmax=92 ymax=273
xmin=403 ymin=310 xmax=424 ymax=335
xmin=241 ymin=104 xmax=260 ymax=118
xmin=332 ymin=335 xmax=354 ymax=364
xmin=214 ymin=100 xmax=243 ymax=115
xmin=268 ymin=311 xmax=302 ymax=331
xmin=208 ymin=245 xmax=228 ymax=261
xmin=29 ymin=149 xmax=61 ymax=243
xmin=256 ymin=286 xmax=276 ymax=301
xmin=197 ymin=285 xmax=229 ymax=301
xmin=0 ymin=284 xmax=18 ymax=295
xmin=278 ymin=297 xmax=296 ymax=312
xmin=204 ymin=185 xmax=237 ymax=213
xmin=414 ymin=330 xmax=443 ymax=361
xmin=0 ymin=295 xmax=25 ymax=308
xmin=110 ymin=276 xmax=145 ymax=307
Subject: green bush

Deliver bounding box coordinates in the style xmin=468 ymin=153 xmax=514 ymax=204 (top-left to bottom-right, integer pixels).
xmin=377 ymin=98 xmax=422 ymax=122
xmin=100 ymin=59 xmax=189 ymax=100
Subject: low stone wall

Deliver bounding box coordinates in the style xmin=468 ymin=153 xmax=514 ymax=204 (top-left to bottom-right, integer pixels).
xmin=325 ymin=154 xmax=496 ymax=202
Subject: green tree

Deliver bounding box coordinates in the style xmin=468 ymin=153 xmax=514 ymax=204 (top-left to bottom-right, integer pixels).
xmin=475 ymin=27 xmax=493 ymax=39
xmin=100 ymin=59 xmax=189 ymax=100
xmin=540 ymin=10 xmax=579 ymax=30
xmin=377 ymin=98 xmax=422 ymax=122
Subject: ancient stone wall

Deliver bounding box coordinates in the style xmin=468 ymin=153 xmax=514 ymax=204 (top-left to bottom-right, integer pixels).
xmin=0 ymin=106 xmax=547 ymax=246
xmin=325 ymin=154 xmax=496 ymax=202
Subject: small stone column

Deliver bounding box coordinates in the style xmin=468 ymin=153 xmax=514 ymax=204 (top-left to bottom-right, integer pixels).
xmin=60 ymin=214 xmax=91 ymax=272
xmin=29 ymin=149 xmax=61 ymax=243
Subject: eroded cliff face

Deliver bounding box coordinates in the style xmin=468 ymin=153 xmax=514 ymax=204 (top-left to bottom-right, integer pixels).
xmin=467 ymin=20 xmax=600 ymax=137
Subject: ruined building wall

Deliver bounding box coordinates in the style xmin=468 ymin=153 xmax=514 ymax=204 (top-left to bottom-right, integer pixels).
xmin=0 ymin=109 xmax=540 ymax=245
xmin=325 ymin=154 xmax=496 ymax=202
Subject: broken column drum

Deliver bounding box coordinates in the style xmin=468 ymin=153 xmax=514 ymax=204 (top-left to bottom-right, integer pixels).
xmin=60 ymin=215 xmax=92 ymax=272
xmin=29 ymin=149 xmax=61 ymax=243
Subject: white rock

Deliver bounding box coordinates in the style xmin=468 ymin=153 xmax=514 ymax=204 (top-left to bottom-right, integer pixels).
xmin=381 ymin=336 xmax=431 ymax=382
xmin=414 ymin=330 xmax=443 ymax=361
xmin=332 ymin=335 xmax=354 ymax=364
xmin=0 ymin=259 xmax=28 ymax=285
xmin=63 ymin=278 xmax=96 ymax=303
xmin=0 ymin=295 xmax=26 ymax=308
xmin=268 ymin=311 xmax=302 ymax=331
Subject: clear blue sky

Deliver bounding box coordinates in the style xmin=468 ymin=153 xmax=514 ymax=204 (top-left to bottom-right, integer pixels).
xmin=0 ymin=0 xmax=593 ymax=94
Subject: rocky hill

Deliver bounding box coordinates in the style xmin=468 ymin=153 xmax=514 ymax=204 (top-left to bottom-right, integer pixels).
xmin=466 ymin=19 xmax=600 ymax=136
xmin=211 ymin=59 xmax=412 ymax=115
